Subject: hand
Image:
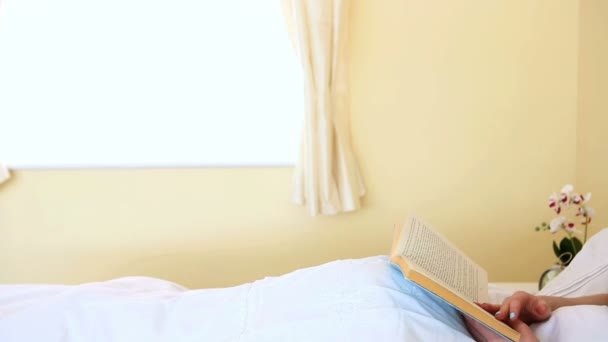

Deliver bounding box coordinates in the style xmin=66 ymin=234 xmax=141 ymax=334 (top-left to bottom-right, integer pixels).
xmin=479 ymin=291 xmax=552 ymax=324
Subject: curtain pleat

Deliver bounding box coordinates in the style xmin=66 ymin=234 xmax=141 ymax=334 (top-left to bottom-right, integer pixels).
xmin=283 ymin=0 xmax=365 ymax=216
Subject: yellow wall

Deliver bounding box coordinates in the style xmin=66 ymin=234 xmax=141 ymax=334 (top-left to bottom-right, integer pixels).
xmin=0 ymin=1 xmax=580 ymax=287
xmin=577 ymin=0 xmax=608 ymax=242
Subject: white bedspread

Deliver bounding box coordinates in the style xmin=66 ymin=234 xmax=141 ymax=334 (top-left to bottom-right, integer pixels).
xmin=0 ymin=256 xmax=475 ymax=342
xmin=7 ymin=228 xmax=608 ymax=342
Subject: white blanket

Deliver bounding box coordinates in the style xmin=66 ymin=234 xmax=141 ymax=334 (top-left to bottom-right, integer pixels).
xmin=0 ymin=256 xmax=475 ymax=342
xmin=4 ymin=228 xmax=608 ymax=342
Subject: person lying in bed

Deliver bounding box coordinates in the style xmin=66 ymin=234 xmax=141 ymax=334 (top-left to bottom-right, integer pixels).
xmin=1 ymin=254 xmax=606 ymax=342
xmin=2 ymin=227 xmax=607 ymax=341
xmin=465 ymin=291 xmax=608 ymax=342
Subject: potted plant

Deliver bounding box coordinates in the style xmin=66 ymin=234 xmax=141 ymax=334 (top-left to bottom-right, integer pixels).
xmin=535 ymin=184 xmax=595 ymax=289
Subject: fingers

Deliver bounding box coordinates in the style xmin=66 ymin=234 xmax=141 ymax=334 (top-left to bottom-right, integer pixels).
xmin=508 ymin=319 xmax=539 ymax=342
xmin=527 ymin=297 xmax=551 ymax=322
xmin=478 ymin=302 xmax=501 ymax=315
xmin=507 ymin=294 xmax=523 ymax=320
xmin=462 ymin=314 xmax=490 ymax=342
xmin=495 ymin=296 xmax=512 ymax=321
xmin=495 ymin=291 xmax=529 ymax=322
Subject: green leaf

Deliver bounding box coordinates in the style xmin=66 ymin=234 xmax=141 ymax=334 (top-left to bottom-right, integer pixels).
xmin=553 ymin=240 xmax=561 ymax=259
xmin=559 ymin=237 xmax=580 ymax=265
xmin=572 ymin=237 xmax=583 ymax=255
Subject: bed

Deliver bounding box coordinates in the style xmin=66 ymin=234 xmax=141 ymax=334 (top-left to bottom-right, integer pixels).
xmin=2 ymin=229 xmax=608 ymax=341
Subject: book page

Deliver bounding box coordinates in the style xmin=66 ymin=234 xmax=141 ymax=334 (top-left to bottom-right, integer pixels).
xmin=397 ymin=216 xmax=488 ymax=303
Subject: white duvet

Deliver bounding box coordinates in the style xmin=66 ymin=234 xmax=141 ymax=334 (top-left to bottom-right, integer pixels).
xmin=0 ymin=256 xmax=475 ymax=342
xmin=3 ymin=228 xmax=608 ymax=342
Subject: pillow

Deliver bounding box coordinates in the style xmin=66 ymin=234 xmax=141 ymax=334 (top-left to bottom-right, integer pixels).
xmin=532 ymin=305 xmax=608 ymax=341
xmin=530 ymin=228 xmax=608 ymax=341
xmin=539 ymin=227 xmax=608 ymax=298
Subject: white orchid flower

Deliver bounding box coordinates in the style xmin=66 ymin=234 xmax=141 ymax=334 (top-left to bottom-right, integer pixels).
xmin=561 ymin=184 xmax=574 ymax=193
xmin=584 ymin=192 xmax=592 ymax=202
xmin=576 ymin=206 xmax=595 ymax=224
xmin=549 ymin=184 xmax=575 ymax=213
xmin=573 ymin=192 xmax=592 ymax=205
xmin=549 ymin=192 xmax=562 ymax=213
xmin=576 ymin=206 xmax=595 ymax=218
xmin=560 ymin=184 xmax=574 ymax=207
xmin=550 ymin=217 xmax=567 ymax=234
xmin=565 ymin=222 xmax=581 ymax=234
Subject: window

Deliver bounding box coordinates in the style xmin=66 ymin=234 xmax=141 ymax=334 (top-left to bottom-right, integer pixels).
xmin=0 ymin=0 xmax=302 ymax=168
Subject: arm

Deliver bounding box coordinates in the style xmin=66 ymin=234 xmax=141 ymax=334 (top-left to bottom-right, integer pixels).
xmin=490 ymin=291 xmax=608 ymax=323
xmin=542 ymin=293 xmax=608 ymax=311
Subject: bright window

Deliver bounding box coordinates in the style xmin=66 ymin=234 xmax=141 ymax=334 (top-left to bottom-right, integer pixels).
xmin=0 ymin=0 xmax=302 ymax=168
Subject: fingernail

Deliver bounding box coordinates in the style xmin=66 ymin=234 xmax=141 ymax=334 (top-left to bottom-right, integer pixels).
xmin=495 ymin=311 xmax=501 ymax=316
xmin=509 ymin=312 xmax=516 ymax=320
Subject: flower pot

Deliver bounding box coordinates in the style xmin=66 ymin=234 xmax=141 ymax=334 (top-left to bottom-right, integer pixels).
xmin=538 ymin=263 xmax=566 ymax=290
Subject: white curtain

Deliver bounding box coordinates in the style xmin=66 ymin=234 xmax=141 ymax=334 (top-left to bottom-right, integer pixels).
xmin=0 ymin=164 xmax=10 ymax=185
xmin=283 ymin=0 xmax=365 ymax=216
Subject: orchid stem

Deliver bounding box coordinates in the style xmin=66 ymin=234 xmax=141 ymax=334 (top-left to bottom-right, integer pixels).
xmin=584 ymin=221 xmax=588 ymax=244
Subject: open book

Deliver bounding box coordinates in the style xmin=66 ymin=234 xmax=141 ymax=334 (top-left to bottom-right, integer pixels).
xmin=390 ymin=215 xmax=520 ymax=342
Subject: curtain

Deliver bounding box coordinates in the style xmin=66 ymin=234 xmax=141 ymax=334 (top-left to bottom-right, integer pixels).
xmin=283 ymin=0 xmax=365 ymax=216
xmin=0 ymin=164 xmax=10 ymax=185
